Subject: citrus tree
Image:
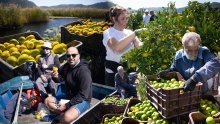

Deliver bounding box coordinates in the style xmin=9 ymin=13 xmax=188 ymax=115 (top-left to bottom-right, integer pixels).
xmin=123 ymin=1 xmax=220 ymax=76
xmin=182 ymin=1 xmax=220 ymax=52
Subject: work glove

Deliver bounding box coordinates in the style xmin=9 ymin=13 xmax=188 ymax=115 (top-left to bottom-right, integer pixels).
xmin=134 ymin=28 xmax=147 ymax=35
xmin=183 ymin=78 xmax=197 ymax=92
xmin=158 ymin=70 xmax=170 ymax=78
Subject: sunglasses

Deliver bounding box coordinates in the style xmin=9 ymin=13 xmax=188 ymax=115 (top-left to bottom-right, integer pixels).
xmin=42 ymin=47 xmax=51 ymax=50
xmin=66 ymin=54 xmax=78 ymax=58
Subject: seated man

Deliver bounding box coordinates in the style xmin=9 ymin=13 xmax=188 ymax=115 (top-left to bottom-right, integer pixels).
xmin=44 ymin=46 xmax=92 ymax=124
xmin=159 ymin=32 xmax=217 ymax=94
xmin=115 ymin=66 xmax=137 ymax=98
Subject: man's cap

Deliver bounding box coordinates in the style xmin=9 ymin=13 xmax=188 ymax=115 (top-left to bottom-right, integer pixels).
xmin=145 ymin=10 xmax=149 ymax=12
xmin=42 ymin=41 xmax=52 ymax=49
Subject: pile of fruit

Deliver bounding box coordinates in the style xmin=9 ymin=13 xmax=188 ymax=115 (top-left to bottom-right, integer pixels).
xmin=127 ymin=100 xmax=168 ymax=123
xmin=65 ymin=20 xmax=110 ymax=36
xmin=0 ymin=35 xmax=67 ymax=67
xmin=148 ymin=78 xmax=184 ymax=90
xmin=200 ymin=99 xmax=219 ymax=117
xmin=103 ymin=96 xmax=129 ymax=106
xmin=103 ymin=115 xmax=123 ymax=124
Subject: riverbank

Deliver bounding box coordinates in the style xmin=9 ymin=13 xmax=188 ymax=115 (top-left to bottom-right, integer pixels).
xmin=0 ymin=18 xmax=80 ymax=37
xmin=49 ymin=16 xmax=78 ymax=19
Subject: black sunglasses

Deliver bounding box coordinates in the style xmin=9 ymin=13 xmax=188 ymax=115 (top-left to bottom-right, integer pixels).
xmin=42 ymin=47 xmax=51 ymax=50
xmin=66 ymin=54 xmax=78 ymax=58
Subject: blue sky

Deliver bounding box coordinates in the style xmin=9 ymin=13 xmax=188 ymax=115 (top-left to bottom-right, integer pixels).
xmin=29 ymin=0 xmax=220 ymax=9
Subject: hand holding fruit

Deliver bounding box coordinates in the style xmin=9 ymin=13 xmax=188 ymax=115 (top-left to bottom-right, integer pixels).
xmin=51 ymin=67 xmax=59 ymax=77
xmin=134 ymin=28 xmax=147 ymax=35
xmin=51 ymin=71 xmax=58 ymax=78
xmin=183 ymin=78 xmax=197 ymax=92
xmin=53 ymin=67 xmax=58 ymax=72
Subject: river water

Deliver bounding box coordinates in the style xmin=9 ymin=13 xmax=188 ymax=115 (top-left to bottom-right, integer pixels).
xmin=0 ymin=18 xmax=82 ymax=37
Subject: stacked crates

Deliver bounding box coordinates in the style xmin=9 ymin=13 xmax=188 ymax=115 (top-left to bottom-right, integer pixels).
xmin=146 ymin=72 xmax=202 ymax=119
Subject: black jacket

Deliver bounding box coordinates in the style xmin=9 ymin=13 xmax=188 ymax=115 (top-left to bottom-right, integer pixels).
xmin=59 ymin=60 xmax=92 ymax=109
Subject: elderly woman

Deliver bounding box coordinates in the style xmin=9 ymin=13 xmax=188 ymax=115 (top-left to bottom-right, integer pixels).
xmin=36 ymin=41 xmax=60 ymax=101
xmin=103 ymin=5 xmax=144 ymax=87
xmin=160 ymin=32 xmax=216 ymax=94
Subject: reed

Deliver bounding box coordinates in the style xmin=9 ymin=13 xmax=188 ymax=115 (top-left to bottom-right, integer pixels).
xmin=22 ymin=8 xmax=50 ymax=23
xmin=46 ymin=8 xmax=108 ymax=19
xmin=0 ymin=4 xmax=25 ymax=27
xmin=0 ymin=5 xmax=107 ymax=28
xmin=0 ymin=5 xmax=49 ymax=28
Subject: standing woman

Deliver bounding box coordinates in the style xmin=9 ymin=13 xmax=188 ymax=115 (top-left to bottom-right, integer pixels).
xmin=103 ymin=6 xmax=143 ymax=87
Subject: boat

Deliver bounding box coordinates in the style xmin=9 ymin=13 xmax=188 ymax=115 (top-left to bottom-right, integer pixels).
xmin=0 ymin=75 xmax=116 ymax=124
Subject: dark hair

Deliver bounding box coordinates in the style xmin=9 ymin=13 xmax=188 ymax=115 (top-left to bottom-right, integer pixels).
xmin=109 ymin=6 xmax=128 ymax=23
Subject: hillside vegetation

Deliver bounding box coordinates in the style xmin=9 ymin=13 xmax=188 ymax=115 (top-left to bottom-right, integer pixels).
xmin=0 ymin=0 xmax=36 ymax=8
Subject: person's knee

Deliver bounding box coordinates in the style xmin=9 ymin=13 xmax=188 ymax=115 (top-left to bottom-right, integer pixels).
xmin=63 ymin=111 xmax=79 ymax=123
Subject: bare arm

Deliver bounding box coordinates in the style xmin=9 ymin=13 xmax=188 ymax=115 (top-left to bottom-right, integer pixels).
xmin=107 ymin=32 xmax=136 ymax=52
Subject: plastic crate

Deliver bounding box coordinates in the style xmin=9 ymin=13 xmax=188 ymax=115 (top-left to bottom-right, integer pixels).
xmin=0 ymin=31 xmax=43 ymax=82
xmin=123 ymin=98 xmax=155 ymax=123
xmin=101 ymin=114 xmax=123 ymax=124
xmin=0 ymin=31 xmax=82 ymax=83
xmin=189 ymin=112 xmax=220 ymax=124
xmin=61 ymin=20 xmax=106 ymax=57
xmin=146 ymin=72 xmax=202 ymax=119
xmin=200 ymin=95 xmax=220 ymax=117
xmin=101 ymin=95 xmax=127 ymax=114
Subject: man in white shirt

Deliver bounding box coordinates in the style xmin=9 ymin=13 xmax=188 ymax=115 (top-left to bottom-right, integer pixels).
xmin=143 ymin=10 xmax=151 ymax=25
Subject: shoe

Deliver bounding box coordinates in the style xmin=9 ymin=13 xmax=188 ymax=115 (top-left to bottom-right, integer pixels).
xmin=40 ymin=114 xmax=58 ymax=122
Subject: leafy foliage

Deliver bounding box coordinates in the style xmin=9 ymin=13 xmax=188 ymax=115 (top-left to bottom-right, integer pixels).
xmin=123 ymin=1 xmax=220 ymax=76
xmin=127 ymin=9 xmax=145 ymax=30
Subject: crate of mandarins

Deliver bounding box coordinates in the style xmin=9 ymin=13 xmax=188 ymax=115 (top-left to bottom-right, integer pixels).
xmin=146 ymin=72 xmax=202 ymax=119
xmin=189 ymin=111 xmax=220 ymax=124
xmin=0 ymin=31 xmax=43 ymax=82
xmin=100 ymin=95 xmax=129 ymax=114
xmin=61 ymin=19 xmax=110 ymax=56
xmin=101 ymin=114 xmax=123 ymax=124
xmin=123 ymin=98 xmax=169 ymax=123
xmin=199 ymin=95 xmax=220 ymax=118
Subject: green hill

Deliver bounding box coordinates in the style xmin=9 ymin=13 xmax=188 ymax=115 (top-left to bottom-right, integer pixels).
xmin=0 ymin=0 xmax=37 ymax=8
